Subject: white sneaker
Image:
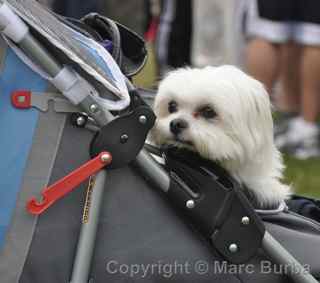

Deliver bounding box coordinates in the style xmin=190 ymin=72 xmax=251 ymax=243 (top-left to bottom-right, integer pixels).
xmin=275 ymin=117 xmax=320 ymax=159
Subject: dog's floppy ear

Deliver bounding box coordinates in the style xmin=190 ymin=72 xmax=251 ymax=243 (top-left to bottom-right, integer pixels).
xmin=252 ymin=80 xmax=273 ymax=128
xmin=245 ymin=76 xmax=275 ymax=151
xmin=222 ymin=66 xmax=275 ymax=153
xmin=251 ymin=80 xmax=271 ymax=114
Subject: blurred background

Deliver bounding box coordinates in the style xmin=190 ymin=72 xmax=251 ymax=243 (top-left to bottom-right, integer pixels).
xmin=39 ymin=0 xmax=320 ymax=198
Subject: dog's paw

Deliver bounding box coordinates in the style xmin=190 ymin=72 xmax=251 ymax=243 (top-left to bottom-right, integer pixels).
xmin=245 ymin=179 xmax=291 ymax=209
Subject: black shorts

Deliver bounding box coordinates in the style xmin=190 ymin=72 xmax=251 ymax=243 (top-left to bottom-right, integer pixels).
xmin=245 ymin=0 xmax=320 ymax=45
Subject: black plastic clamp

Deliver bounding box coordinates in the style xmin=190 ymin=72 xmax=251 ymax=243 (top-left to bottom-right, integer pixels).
xmin=163 ymin=147 xmax=265 ymax=264
xmin=90 ymin=91 xmax=156 ymax=169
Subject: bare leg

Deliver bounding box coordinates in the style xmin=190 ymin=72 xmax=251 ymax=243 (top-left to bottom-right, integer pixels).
xmin=275 ymin=45 xmax=320 ymax=158
xmin=300 ymin=46 xmax=320 ymax=122
xmin=245 ymin=38 xmax=281 ymax=95
xmin=276 ymin=42 xmax=301 ymax=112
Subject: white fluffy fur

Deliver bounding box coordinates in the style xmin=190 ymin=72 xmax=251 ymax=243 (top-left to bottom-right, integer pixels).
xmin=151 ymin=65 xmax=291 ymax=208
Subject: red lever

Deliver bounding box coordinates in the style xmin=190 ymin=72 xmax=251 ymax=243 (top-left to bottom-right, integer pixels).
xmin=26 ymin=152 xmax=112 ymax=215
xmin=11 ymin=90 xmax=32 ymax=109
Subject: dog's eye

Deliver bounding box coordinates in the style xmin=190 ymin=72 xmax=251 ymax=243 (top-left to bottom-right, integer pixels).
xmin=199 ymin=106 xmax=216 ymax=119
xmin=168 ymin=101 xmax=178 ymax=113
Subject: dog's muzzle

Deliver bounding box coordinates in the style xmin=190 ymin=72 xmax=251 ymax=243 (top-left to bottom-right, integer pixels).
xmin=170 ymin=118 xmax=188 ymax=135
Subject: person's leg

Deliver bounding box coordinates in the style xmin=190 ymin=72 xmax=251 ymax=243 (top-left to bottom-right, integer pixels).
xmin=277 ymin=42 xmax=301 ymax=113
xmin=244 ymin=0 xmax=291 ymax=94
xmin=276 ymin=0 xmax=320 ymax=158
xmin=245 ymin=38 xmax=281 ymax=95
xmin=272 ymin=43 xmax=301 ymax=137
xmin=275 ymin=45 xmax=320 ymax=158
xmin=300 ymin=46 xmax=320 ymax=123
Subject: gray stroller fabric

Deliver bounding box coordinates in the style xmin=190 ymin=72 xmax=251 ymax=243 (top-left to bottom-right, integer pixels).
xmin=17 ymin=117 xmax=320 ymax=283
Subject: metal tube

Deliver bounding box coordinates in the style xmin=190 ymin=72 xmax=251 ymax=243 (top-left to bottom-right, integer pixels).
xmin=262 ymin=232 xmax=318 ymax=283
xmin=70 ymin=170 xmax=107 ymax=283
xmin=2 ymin=21 xmax=110 ymax=283
xmin=134 ymin=150 xmax=170 ymax=192
xmin=19 ymin=34 xmax=62 ymax=76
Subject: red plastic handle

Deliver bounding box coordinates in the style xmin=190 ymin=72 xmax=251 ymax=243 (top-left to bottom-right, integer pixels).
xmin=26 ymin=152 xmax=112 ymax=215
xmin=11 ymin=91 xmax=32 ymax=109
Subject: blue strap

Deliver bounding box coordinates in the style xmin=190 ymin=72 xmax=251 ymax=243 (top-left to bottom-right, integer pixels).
xmin=0 ymin=47 xmax=48 ymax=249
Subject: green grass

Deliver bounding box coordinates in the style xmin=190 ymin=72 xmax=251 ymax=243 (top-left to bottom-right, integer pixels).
xmin=134 ymin=45 xmax=320 ymax=199
xmin=283 ymin=156 xmax=320 ymax=198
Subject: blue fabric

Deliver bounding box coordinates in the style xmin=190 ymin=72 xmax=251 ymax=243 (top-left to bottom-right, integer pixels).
xmin=0 ymin=47 xmax=48 ymax=249
xmin=75 ymin=35 xmax=117 ymax=84
xmin=287 ymin=195 xmax=320 ymax=223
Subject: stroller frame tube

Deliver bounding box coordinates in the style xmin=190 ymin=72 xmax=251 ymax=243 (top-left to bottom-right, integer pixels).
xmin=19 ymin=35 xmax=62 ymax=76
xmin=70 ymin=170 xmax=107 ymax=283
xmin=16 ymin=33 xmax=110 ymax=283
xmin=13 ymin=31 xmax=112 ymax=283
xmin=262 ymin=232 xmax=318 ymax=283
xmin=0 ymin=3 xmax=111 ymax=281
xmin=0 ymin=3 xmax=317 ymax=283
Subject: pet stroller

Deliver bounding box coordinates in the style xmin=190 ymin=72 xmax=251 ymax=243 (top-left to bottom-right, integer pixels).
xmin=0 ymin=1 xmax=319 ymax=283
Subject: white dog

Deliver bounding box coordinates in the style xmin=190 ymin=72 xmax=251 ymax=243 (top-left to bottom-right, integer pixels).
xmin=151 ymin=66 xmax=291 ymax=209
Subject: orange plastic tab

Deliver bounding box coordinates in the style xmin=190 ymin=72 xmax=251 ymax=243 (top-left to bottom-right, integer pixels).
xmin=26 ymin=152 xmax=112 ymax=215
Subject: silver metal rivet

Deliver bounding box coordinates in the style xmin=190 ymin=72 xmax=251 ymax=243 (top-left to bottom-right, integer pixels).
xmin=139 ymin=115 xmax=147 ymax=124
xmin=101 ymin=153 xmax=111 ymax=163
xmin=90 ymin=104 xmax=99 ymax=113
xmin=120 ymin=134 xmax=129 ymax=143
xmin=186 ymin=200 xmax=195 ymax=209
xmin=229 ymin=243 xmax=238 ymax=253
xmin=76 ymin=116 xmax=86 ymax=126
xmin=241 ymin=216 xmax=250 ymax=225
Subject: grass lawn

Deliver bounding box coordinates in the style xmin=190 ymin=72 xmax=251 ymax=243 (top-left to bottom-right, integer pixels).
xmin=284 ymin=156 xmax=320 ymax=198
xmin=134 ymin=45 xmax=320 ymax=199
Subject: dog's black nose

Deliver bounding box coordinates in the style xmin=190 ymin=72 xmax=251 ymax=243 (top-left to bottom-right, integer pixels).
xmin=170 ymin=119 xmax=188 ymax=135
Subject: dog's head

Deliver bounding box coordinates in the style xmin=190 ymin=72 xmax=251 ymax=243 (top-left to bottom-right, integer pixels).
xmin=151 ymin=66 xmax=290 ymax=207
xmin=152 ymin=66 xmax=275 ymax=165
